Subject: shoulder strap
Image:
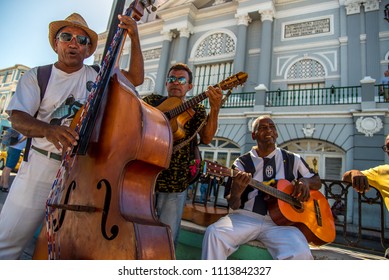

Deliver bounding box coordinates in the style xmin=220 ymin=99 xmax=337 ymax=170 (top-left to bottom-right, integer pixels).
xmin=23 ymin=64 xmax=53 ymax=162
xmin=91 ymin=64 xmax=100 ymax=73
xmin=36 ymin=64 xmax=53 ymax=102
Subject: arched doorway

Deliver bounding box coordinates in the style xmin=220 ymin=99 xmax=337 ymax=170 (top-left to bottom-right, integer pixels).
xmin=279 ymin=139 xmax=345 ymax=180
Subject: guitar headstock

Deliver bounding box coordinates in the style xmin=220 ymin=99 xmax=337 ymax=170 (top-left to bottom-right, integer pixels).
xmin=128 ymin=0 xmax=156 ymax=21
xmin=204 ymin=160 xmax=232 ymax=178
xmin=218 ymin=72 xmax=248 ymax=91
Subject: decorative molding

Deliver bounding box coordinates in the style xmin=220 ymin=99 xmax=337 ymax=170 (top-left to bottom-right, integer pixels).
xmin=364 ymin=0 xmax=380 ymax=12
xmin=179 ymin=27 xmax=193 ymax=38
xmin=260 ymin=10 xmax=274 ymax=22
xmin=355 ymin=116 xmax=383 ymax=137
xmin=302 ymin=124 xmax=316 ymax=138
xmin=235 ymin=13 xmax=252 ymax=26
xmin=344 ymin=0 xmax=380 ymax=15
xmin=247 ymin=118 xmax=255 ymax=132
xmin=213 ymin=0 xmax=226 ymax=6
xmin=161 ymin=31 xmax=175 ymax=41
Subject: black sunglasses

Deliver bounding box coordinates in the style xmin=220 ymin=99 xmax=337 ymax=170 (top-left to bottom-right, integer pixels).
xmin=382 ymin=145 xmax=389 ymax=152
xmin=57 ymin=32 xmax=90 ymax=46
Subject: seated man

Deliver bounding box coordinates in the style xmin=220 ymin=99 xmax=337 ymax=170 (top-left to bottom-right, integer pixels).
xmin=342 ymin=134 xmax=389 ymax=211
xmin=201 ymin=115 xmax=321 ymax=260
xmin=342 ymin=134 xmax=389 ymax=259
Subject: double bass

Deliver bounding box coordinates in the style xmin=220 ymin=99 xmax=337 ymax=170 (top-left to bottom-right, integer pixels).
xmin=33 ymin=0 xmax=175 ymax=259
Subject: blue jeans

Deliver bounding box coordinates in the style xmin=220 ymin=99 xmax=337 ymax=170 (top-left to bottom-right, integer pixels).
xmin=155 ymin=189 xmax=188 ymax=248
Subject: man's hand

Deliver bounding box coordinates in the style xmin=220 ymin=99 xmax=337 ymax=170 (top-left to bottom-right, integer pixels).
xmin=118 ymin=14 xmax=139 ymax=38
xmin=44 ymin=125 xmax=79 ymax=152
xmin=227 ymin=171 xmax=251 ymax=209
xmin=291 ymin=178 xmax=311 ymax=202
xmin=206 ymin=86 xmax=223 ymax=110
xmin=342 ymin=170 xmax=370 ymax=194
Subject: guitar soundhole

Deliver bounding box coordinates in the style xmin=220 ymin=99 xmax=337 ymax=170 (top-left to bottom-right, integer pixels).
xmin=293 ymin=200 xmax=304 ymax=212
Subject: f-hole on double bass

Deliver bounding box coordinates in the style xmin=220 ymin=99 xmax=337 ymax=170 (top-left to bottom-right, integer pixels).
xmin=33 ymin=0 xmax=175 ymax=260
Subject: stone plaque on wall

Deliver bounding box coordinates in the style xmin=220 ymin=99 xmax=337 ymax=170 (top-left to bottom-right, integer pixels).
xmin=284 ymin=18 xmax=331 ymax=39
xmin=143 ymin=48 xmax=162 ymax=60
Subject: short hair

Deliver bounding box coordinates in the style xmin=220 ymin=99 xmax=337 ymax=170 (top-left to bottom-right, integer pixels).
xmin=167 ymin=63 xmax=193 ymax=84
xmin=252 ymin=115 xmax=272 ymax=133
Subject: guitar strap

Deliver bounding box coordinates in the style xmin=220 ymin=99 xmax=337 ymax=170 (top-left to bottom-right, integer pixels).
xmin=172 ymin=118 xmax=206 ymax=153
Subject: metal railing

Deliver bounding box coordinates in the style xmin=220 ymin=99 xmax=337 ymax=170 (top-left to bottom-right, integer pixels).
xmin=323 ymin=179 xmax=388 ymax=253
xmin=189 ymin=177 xmax=388 ymax=254
xmin=201 ymin=91 xmax=255 ymax=108
xmin=266 ymin=86 xmax=361 ymax=106
xmin=200 ymin=84 xmax=389 ymax=108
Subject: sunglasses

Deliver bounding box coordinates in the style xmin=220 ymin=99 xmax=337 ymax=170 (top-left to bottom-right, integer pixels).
xmin=166 ymin=76 xmax=187 ymax=85
xmin=57 ymin=32 xmax=90 ymax=46
xmin=382 ymin=145 xmax=389 ymax=152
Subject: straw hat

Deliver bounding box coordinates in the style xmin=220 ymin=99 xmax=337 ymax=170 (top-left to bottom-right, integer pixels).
xmin=48 ymin=13 xmax=98 ymax=57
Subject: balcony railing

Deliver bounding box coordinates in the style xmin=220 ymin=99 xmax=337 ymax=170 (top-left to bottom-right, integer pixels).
xmin=266 ymin=86 xmax=361 ymax=106
xmin=188 ymin=177 xmax=388 ymax=255
xmin=199 ymin=84 xmax=388 ymax=108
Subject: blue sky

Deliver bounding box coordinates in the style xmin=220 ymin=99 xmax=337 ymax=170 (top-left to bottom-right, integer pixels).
xmin=0 ymin=0 xmax=114 ymax=69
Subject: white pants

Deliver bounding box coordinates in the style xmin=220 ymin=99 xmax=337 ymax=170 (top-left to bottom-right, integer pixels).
xmin=0 ymin=151 xmax=61 ymax=259
xmin=202 ymin=209 xmax=313 ymax=260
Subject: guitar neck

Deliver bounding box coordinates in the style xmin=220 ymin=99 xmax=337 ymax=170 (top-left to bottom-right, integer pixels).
xmin=206 ymin=161 xmax=300 ymax=207
xmin=249 ymin=178 xmax=299 ymax=207
xmin=166 ymin=91 xmax=208 ymax=119
xmin=165 ymin=72 xmax=248 ymax=119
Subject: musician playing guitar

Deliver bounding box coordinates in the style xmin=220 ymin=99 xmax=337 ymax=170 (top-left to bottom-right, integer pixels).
xmin=143 ymin=63 xmax=223 ymax=249
xmin=202 ymin=115 xmax=322 ymax=260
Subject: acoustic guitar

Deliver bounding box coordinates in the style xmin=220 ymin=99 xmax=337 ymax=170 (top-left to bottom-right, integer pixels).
xmin=204 ymin=160 xmax=335 ymax=246
xmin=156 ymin=72 xmax=248 ymax=141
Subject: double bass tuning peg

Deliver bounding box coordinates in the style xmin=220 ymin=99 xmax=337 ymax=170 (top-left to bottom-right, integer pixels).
xmin=145 ymin=5 xmax=157 ymax=14
xmin=145 ymin=0 xmax=157 ymax=14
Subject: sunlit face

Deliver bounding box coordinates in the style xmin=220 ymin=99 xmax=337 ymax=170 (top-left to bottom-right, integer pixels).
xmin=54 ymin=26 xmax=91 ymax=69
xmin=165 ymin=69 xmax=193 ymax=99
xmin=252 ymin=117 xmax=278 ymax=145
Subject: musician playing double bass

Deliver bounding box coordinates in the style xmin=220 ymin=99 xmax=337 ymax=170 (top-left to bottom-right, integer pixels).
xmin=0 ymin=12 xmax=144 ymax=260
xmin=201 ymin=115 xmax=321 ymax=260
xmin=143 ymin=63 xmax=223 ymax=248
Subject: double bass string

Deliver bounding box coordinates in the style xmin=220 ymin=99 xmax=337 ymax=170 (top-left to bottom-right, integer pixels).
xmin=45 ymin=4 xmax=135 ymax=260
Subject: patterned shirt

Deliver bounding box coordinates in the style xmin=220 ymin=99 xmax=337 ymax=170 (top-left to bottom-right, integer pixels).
xmin=143 ymin=94 xmax=207 ymax=192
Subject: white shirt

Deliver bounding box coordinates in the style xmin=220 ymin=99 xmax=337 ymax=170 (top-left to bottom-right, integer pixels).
xmin=7 ymin=65 xmax=98 ymax=153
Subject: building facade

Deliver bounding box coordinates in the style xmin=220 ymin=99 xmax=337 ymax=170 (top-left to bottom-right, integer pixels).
xmin=94 ymin=0 xmax=389 ymax=229
xmin=0 ymin=64 xmax=30 ymax=140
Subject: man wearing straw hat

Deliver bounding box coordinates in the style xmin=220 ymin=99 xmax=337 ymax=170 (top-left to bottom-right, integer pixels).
xmin=0 ymin=12 xmax=144 ymax=259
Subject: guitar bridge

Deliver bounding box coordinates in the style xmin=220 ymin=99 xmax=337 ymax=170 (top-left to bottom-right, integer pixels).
xmin=313 ymin=199 xmax=323 ymax=226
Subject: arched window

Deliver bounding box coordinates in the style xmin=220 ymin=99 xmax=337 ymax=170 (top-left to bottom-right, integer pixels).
xmin=287 ymin=58 xmax=326 ymax=80
xmin=199 ymin=137 xmax=240 ymax=168
xmin=190 ymin=30 xmax=236 ymax=96
xmin=285 ymin=58 xmax=326 ymax=104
